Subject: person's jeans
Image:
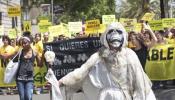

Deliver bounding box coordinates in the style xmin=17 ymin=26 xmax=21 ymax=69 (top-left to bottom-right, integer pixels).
xmin=16 ymin=81 xmax=34 ymax=100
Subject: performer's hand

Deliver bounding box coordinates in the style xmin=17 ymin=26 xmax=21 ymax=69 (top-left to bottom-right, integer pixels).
xmin=45 ymin=82 xmax=51 ymax=89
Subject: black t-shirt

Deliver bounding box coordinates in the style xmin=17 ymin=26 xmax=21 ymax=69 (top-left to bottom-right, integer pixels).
xmin=16 ymin=50 xmax=35 ymax=81
xmin=132 ymin=44 xmax=148 ymax=70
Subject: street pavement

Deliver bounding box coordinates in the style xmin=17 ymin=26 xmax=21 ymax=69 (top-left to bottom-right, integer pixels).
xmin=0 ymin=89 xmax=175 ymax=100
xmin=0 ymin=94 xmax=50 ymax=100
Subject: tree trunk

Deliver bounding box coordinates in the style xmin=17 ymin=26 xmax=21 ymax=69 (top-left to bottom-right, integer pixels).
xmin=160 ymin=0 xmax=165 ymax=18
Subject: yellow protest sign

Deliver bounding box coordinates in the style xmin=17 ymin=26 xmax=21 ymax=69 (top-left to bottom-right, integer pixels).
xmin=149 ymin=20 xmax=163 ymax=31
xmin=145 ymin=44 xmax=175 ymax=80
xmin=0 ymin=66 xmax=47 ymax=87
xmin=49 ymin=25 xmax=63 ymax=39
xmin=102 ymin=15 xmax=116 ymax=25
xmin=85 ymin=19 xmax=100 ymax=31
xmin=68 ymin=22 xmax=82 ymax=33
xmin=141 ymin=13 xmax=155 ymax=21
xmin=120 ymin=18 xmax=137 ymax=32
xmin=33 ymin=66 xmax=48 ymax=86
xmin=8 ymin=28 xmax=17 ymax=39
xmin=38 ymin=20 xmax=52 ymax=33
xmin=134 ymin=23 xmax=142 ymax=33
xmin=8 ymin=7 xmax=21 ymax=17
xmin=39 ymin=20 xmax=49 ymax=23
xmin=85 ymin=24 xmax=106 ymax=35
xmin=162 ymin=18 xmax=175 ymax=28
xmin=0 ymin=25 xmax=4 ymax=35
xmin=61 ymin=23 xmax=70 ymax=38
xmin=23 ymin=21 xmax=31 ymax=32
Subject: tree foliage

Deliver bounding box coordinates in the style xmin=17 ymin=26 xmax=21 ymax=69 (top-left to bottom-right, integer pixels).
xmin=118 ymin=0 xmax=172 ymax=20
xmin=53 ymin=0 xmax=115 ymax=23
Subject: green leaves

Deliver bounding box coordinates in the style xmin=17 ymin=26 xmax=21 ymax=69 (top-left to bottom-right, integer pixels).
xmin=54 ymin=0 xmax=115 ymax=23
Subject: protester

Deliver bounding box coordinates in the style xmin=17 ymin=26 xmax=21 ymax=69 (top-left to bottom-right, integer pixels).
xmin=0 ymin=35 xmax=15 ymax=95
xmin=43 ymin=32 xmax=50 ymax=43
xmin=167 ymin=28 xmax=175 ymax=44
xmin=10 ymin=38 xmax=19 ymax=51
xmin=14 ymin=34 xmax=43 ymax=100
xmin=57 ymin=34 xmax=65 ymax=41
xmin=155 ymin=30 xmax=167 ymax=45
xmin=128 ymin=23 xmax=157 ymax=70
xmin=34 ymin=33 xmax=43 ymax=57
xmin=58 ymin=22 xmax=156 ymax=100
xmin=0 ymin=35 xmax=15 ymax=67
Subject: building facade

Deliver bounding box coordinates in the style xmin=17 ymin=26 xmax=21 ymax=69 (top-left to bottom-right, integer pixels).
xmin=0 ymin=0 xmax=21 ymax=35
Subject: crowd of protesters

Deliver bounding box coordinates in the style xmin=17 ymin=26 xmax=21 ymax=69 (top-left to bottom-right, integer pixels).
xmin=0 ymin=22 xmax=174 ymax=97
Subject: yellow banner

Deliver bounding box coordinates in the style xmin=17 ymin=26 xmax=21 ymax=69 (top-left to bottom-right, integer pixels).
xmin=149 ymin=20 xmax=163 ymax=31
xmin=162 ymin=18 xmax=175 ymax=28
xmin=145 ymin=44 xmax=175 ymax=80
xmin=8 ymin=7 xmax=21 ymax=17
xmin=102 ymin=15 xmax=116 ymax=25
xmin=85 ymin=19 xmax=100 ymax=31
xmin=141 ymin=13 xmax=155 ymax=21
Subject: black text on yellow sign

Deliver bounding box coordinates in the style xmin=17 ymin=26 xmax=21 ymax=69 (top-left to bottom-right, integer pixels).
xmin=8 ymin=7 xmax=21 ymax=17
xmin=23 ymin=21 xmax=31 ymax=31
xmin=147 ymin=47 xmax=174 ymax=61
xmin=86 ymin=19 xmax=100 ymax=31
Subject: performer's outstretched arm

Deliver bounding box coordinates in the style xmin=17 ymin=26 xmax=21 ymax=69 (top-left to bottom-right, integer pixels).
xmin=59 ymin=52 xmax=100 ymax=86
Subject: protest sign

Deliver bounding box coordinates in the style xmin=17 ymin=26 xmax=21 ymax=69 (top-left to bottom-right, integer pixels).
xmin=162 ymin=18 xmax=175 ymax=28
xmin=102 ymin=15 xmax=116 ymax=25
xmin=85 ymin=19 xmax=100 ymax=31
xmin=146 ymin=44 xmax=175 ymax=80
xmin=68 ymin=22 xmax=82 ymax=33
xmin=8 ymin=7 xmax=21 ymax=17
xmin=141 ymin=13 xmax=155 ymax=21
xmin=120 ymin=18 xmax=137 ymax=32
xmin=44 ymin=37 xmax=101 ymax=79
xmin=149 ymin=20 xmax=163 ymax=31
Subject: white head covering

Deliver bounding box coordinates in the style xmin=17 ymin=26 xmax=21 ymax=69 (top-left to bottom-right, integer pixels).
xmin=100 ymin=22 xmax=128 ymax=49
xmin=22 ymin=36 xmax=31 ymax=42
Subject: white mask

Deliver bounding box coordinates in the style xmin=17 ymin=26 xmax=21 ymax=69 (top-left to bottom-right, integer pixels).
xmin=106 ymin=29 xmax=124 ymax=48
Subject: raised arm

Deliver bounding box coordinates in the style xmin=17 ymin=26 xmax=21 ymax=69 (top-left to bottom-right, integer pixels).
xmin=143 ymin=23 xmax=157 ymax=42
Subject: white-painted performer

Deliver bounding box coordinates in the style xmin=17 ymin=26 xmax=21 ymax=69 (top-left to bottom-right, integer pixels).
xmin=58 ymin=22 xmax=156 ymax=100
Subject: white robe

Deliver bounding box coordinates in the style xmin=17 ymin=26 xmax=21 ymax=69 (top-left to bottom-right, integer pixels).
xmin=60 ymin=47 xmax=156 ymax=100
xmin=60 ymin=22 xmax=156 ymax=100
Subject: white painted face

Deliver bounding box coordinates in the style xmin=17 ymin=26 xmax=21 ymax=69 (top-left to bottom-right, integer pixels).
xmin=106 ymin=29 xmax=124 ymax=49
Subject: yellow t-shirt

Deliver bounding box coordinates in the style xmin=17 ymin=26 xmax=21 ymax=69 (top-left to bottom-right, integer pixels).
xmin=0 ymin=45 xmax=15 ymax=56
xmin=34 ymin=41 xmax=43 ymax=57
xmin=0 ymin=45 xmax=15 ymax=67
